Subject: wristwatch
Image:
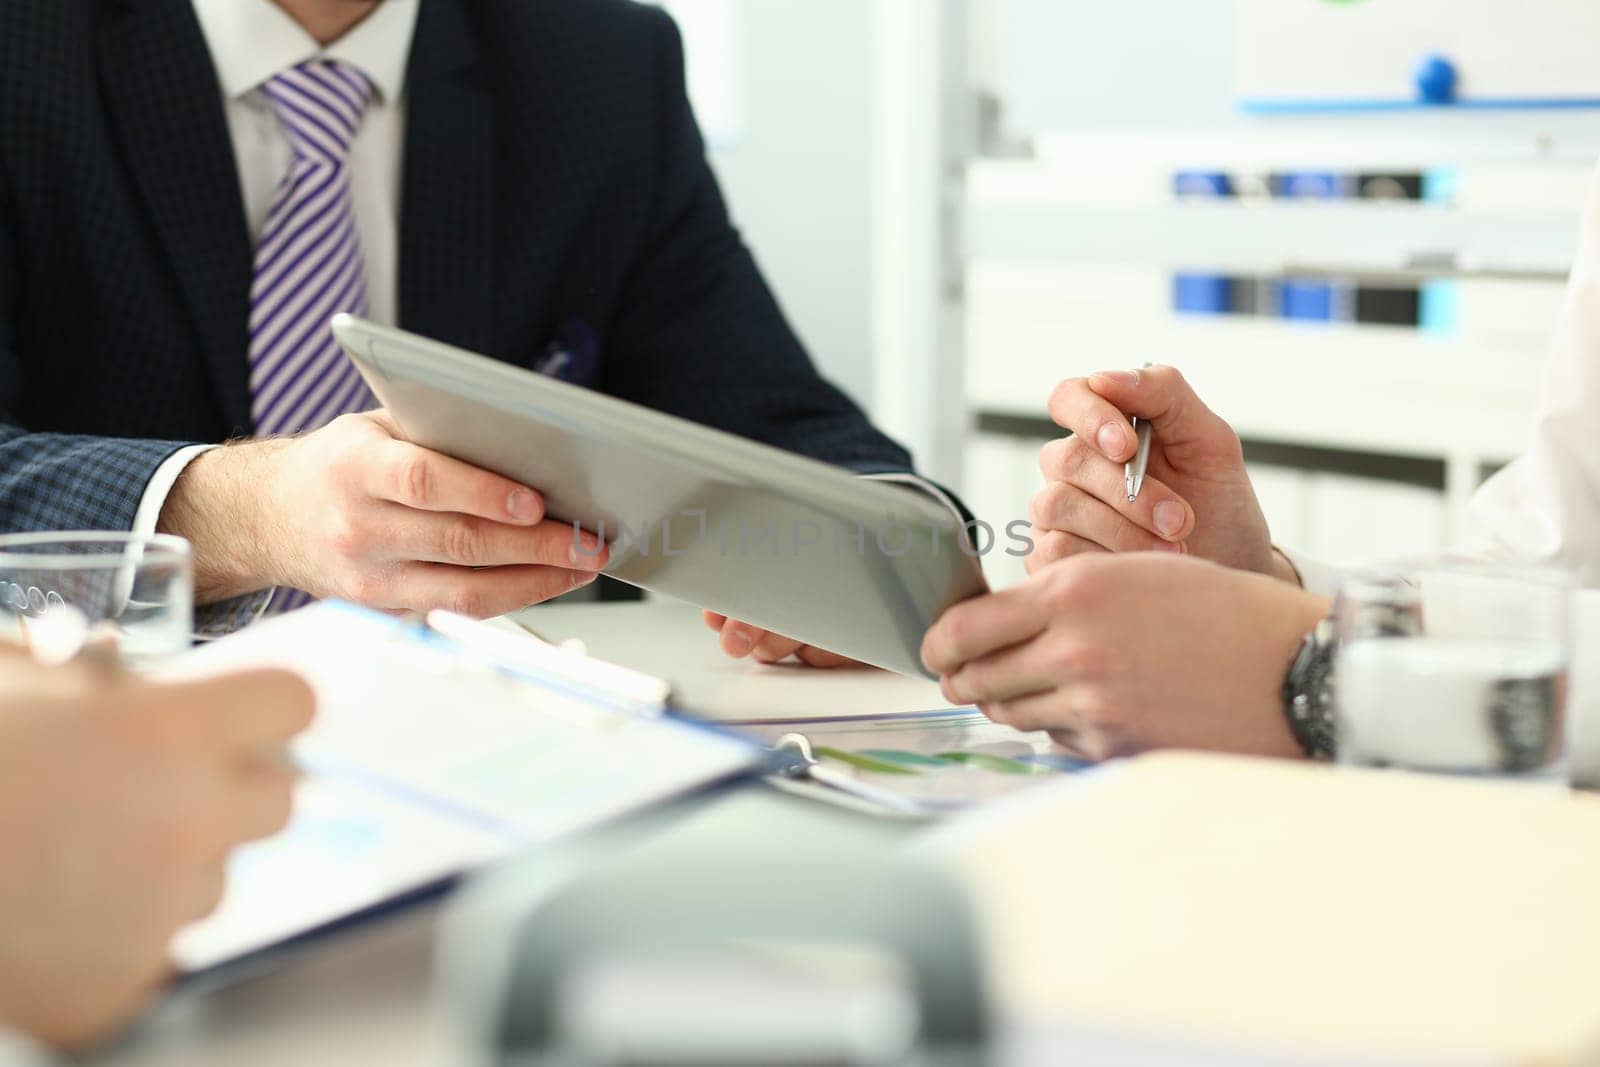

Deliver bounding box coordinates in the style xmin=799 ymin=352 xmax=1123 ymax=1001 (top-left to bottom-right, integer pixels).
xmin=1282 ymin=615 xmax=1338 ymax=760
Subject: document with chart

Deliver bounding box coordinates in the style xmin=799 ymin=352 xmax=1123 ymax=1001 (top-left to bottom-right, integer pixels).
xmin=164 ymin=603 xmax=761 ymax=973
xmin=737 ymin=709 xmax=1094 ymax=815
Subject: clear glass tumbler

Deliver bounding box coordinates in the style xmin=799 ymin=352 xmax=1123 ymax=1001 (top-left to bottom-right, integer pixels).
xmin=1333 ymin=561 xmax=1573 ymax=781
xmin=0 ymin=532 xmax=193 ymax=669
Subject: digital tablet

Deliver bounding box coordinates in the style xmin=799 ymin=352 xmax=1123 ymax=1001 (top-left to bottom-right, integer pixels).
xmin=332 ymin=316 xmax=988 ymax=678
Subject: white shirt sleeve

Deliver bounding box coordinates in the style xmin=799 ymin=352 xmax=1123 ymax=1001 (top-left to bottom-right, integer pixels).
xmin=130 ymin=444 xmax=218 ymax=540
xmin=1462 ymin=158 xmax=1600 ymax=587
xmin=1277 ymin=159 xmax=1600 ymax=593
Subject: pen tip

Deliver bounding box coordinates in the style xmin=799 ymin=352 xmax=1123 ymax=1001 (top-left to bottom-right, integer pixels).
xmin=1127 ymin=493 xmax=1136 ymax=503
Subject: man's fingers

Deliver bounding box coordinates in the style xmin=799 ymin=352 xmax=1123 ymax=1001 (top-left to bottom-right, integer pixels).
xmin=218 ymin=773 xmax=300 ymax=845
xmin=1044 ymin=727 xmax=1095 ymax=763
xmin=750 ymin=630 xmax=805 ymax=664
xmin=718 ymin=620 xmax=753 ymax=657
xmin=713 ymin=619 xmax=866 ymax=669
xmin=370 ymin=440 xmax=546 ymax=526
xmin=161 ymin=669 xmax=316 ymax=752
xmin=1044 ymin=379 xmax=1137 ymax=462
xmin=1083 ymin=364 xmax=1224 ymax=446
xmin=922 ymin=581 xmax=1053 ymax=676
xmin=405 ymin=513 xmax=608 ymax=570
xmin=795 ymin=645 xmax=866 ymax=669
xmin=979 ymin=689 xmax=1085 ymax=741
xmin=387 ymin=563 xmax=596 ymax=618
xmin=174 ymin=861 xmax=231 ymax=926
xmin=1024 ymin=529 xmax=1101 ymax=574
xmin=1029 ymin=478 xmax=1192 ymax=551
xmin=942 ymin=632 xmax=1062 ymax=706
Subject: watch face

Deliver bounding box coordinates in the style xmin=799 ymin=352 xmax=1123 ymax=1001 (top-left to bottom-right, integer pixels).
xmin=1284 ymin=619 xmax=1339 ymax=759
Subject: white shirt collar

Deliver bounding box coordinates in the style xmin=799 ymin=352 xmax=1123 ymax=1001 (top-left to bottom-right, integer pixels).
xmin=190 ymin=0 xmax=419 ymax=104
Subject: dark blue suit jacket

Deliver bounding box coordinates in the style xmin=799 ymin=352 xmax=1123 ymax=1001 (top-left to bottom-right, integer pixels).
xmin=0 ymin=0 xmax=913 ymax=535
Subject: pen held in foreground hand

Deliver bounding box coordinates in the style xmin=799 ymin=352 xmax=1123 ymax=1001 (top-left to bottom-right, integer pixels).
xmin=1125 ymin=417 xmax=1153 ymax=502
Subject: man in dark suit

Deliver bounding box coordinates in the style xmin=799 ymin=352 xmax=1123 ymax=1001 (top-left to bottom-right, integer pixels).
xmin=0 ymin=0 xmax=933 ymax=659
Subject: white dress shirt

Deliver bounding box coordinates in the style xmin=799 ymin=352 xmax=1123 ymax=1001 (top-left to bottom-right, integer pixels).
xmin=1463 ymin=158 xmax=1600 ymax=586
xmin=1287 ymin=158 xmax=1600 ymax=597
xmin=131 ymin=0 xmax=419 ymax=543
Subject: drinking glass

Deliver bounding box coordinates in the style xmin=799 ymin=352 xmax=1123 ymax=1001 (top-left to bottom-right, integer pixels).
xmin=1333 ymin=561 xmax=1573 ymax=781
xmin=0 ymin=532 xmax=193 ymax=668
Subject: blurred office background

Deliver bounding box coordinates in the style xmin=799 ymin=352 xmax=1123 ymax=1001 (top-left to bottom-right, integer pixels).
xmin=665 ymin=0 xmax=1600 ymax=587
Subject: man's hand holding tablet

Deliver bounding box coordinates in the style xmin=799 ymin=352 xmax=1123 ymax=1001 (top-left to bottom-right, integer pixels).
xmin=161 ymin=410 xmax=611 ymax=617
xmin=701 ymin=610 xmax=869 ymax=669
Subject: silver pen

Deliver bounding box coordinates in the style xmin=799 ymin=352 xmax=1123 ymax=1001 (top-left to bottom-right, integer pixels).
xmin=1125 ymin=418 xmax=1153 ymax=502
xmin=1123 ymin=361 xmax=1155 ymax=502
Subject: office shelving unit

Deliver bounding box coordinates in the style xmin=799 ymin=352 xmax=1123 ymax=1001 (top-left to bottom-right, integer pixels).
xmin=958 ymin=128 xmax=1596 ymax=586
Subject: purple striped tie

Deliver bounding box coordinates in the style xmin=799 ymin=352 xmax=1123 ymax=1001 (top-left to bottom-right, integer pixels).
xmin=252 ymin=61 xmax=375 ymax=614
xmin=249 ymin=60 xmax=376 ymax=437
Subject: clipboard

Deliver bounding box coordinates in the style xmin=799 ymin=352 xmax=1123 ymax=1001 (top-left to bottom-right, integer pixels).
xmin=160 ymin=603 xmax=764 ymax=974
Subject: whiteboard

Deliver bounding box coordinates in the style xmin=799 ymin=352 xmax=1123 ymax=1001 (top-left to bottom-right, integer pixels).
xmin=1238 ymin=0 xmax=1600 ymax=111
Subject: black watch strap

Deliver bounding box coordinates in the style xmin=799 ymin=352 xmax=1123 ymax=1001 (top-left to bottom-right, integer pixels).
xmin=1282 ymin=616 xmax=1338 ymax=760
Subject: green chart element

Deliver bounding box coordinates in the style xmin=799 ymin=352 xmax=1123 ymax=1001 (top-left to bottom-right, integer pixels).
xmin=814 ymin=747 xmax=919 ymax=775
xmin=936 ymin=752 xmax=1052 ymax=776
xmin=858 ymin=750 xmax=952 ymax=769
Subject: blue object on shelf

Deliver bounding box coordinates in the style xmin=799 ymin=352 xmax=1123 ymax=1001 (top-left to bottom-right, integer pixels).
xmin=1419 ymin=280 xmax=1460 ymax=337
xmin=1171 ymin=170 xmax=1233 ymax=316
xmin=1173 ymin=274 xmax=1234 ymax=315
xmin=1274 ymin=171 xmax=1348 ymax=199
xmin=1273 ymin=173 xmax=1348 ymax=321
xmin=1422 ymin=166 xmax=1462 ymax=204
xmin=1173 ymin=170 xmax=1232 ymax=199
xmin=1280 ymin=281 xmax=1335 ymax=322
xmin=1414 ymin=54 xmax=1458 ymax=105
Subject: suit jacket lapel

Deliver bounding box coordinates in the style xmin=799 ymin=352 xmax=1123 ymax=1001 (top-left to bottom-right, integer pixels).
xmin=400 ymin=0 xmax=496 ymax=355
xmin=95 ymin=0 xmax=255 ymax=434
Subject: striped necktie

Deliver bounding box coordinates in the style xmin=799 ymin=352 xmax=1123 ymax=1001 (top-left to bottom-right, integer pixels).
xmin=249 ymin=60 xmax=377 ymax=437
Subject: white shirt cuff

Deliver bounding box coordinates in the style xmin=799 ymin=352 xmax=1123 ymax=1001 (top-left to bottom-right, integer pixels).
xmin=131 ymin=445 xmax=280 ymax=638
xmin=132 ymin=444 xmax=218 ymax=539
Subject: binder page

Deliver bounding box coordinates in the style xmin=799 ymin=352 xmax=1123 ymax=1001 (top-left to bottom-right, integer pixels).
xmin=161 ymin=603 xmax=761 ymax=973
xmin=738 ymin=709 xmax=1093 ymax=814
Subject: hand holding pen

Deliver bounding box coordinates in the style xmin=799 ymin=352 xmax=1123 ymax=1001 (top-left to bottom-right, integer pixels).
xmin=1026 ymin=363 xmax=1284 ymax=579
xmin=1125 ymin=414 xmax=1154 ymax=503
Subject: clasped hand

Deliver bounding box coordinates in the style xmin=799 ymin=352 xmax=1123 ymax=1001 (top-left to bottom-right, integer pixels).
xmin=921 ymin=364 xmax=1329 ymax=761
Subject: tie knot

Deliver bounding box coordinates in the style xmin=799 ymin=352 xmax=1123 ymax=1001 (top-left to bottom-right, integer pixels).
xmin=262 ymin=60 xmax=374 ymax=165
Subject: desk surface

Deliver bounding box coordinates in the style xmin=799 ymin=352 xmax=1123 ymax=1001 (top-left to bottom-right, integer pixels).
xmin=100 ymin=598 xmax=1579 ymax=1066
xmin=510 ymin=597 xmax=951 ymax=721
xmin=98 ymin=599 xmax=929 ymax=1067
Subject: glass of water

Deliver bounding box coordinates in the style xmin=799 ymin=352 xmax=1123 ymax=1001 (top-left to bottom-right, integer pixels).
xmin=1333 ymin=561 xmax=1573 ymax=781
xmin=0 ymin=532 xmax=193 ymax=668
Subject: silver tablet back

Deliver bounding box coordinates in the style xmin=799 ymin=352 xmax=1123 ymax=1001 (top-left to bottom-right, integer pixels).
xmin=333 ymin=316 xmax=988 ymax=678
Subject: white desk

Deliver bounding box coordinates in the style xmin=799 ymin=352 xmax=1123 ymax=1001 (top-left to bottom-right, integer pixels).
xmin=102 ymin=597 xmax=1586 ymax=1066
xmin=509 ymin=598 xmax=951 ymax=722
xmin=96 ymin=598 xmax=941 ymax=1067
